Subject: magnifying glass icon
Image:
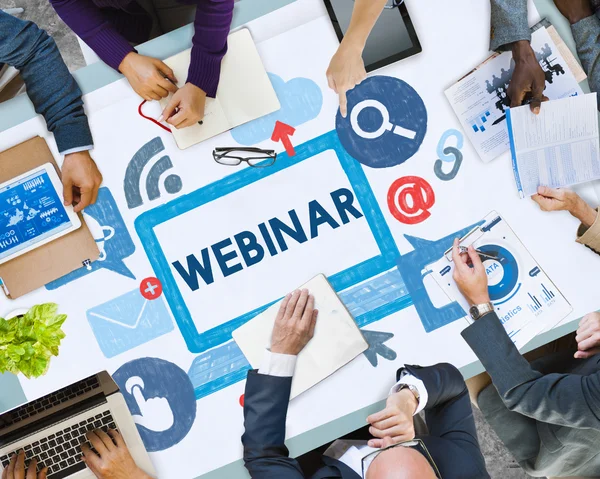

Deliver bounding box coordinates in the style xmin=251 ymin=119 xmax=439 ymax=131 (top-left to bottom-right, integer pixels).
xmin=349 ymin=99 xmax=418 ymax=141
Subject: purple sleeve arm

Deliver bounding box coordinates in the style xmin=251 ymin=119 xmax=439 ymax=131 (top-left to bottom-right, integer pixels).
xmin=49 ymin=0 xmax=135 ymax=72
xmin=187 ymin=0 xmax=234 ymax=97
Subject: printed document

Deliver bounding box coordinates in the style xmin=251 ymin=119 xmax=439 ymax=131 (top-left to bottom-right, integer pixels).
xmin=427 ymin=212 xmax=572 ymax=350
xmin=507 ymin=93 xmax=600 ymax=197
xmin=445 ymin=26 xmax=583 ymax=163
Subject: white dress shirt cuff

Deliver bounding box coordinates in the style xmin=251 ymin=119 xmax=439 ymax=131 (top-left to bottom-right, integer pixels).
xmin=389 ymin=372 xmax=428 ymax=415
xmin=61 ymin=145 xmax=93 ymax=156
xmin=258 ymin=349 xmax=297 ymax=377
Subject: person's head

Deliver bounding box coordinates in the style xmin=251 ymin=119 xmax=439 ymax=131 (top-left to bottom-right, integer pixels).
xmin=366 ymin=438 xmax=437 ymax=479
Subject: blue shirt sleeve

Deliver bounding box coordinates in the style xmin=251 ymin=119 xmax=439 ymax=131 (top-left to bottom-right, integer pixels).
xmin=0 ymin=11 xmax=93 ymax=153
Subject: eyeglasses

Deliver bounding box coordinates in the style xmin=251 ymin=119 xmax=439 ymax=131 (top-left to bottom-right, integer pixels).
xmin=352 ymin=0 xmax=404 ymax=9
xmin=212 ymin=147 xmax=277 ymax=168
xmin=360 ymin=439 xmax=441 ymax=479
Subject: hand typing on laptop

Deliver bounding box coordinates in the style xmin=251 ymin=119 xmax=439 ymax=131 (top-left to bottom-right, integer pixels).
xmin=80 ymin=430 xmax=151 ymax=479
xmin=2 ymin=430 xmax=151 ymax=479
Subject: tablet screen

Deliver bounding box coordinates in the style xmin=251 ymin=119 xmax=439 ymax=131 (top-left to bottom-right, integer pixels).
xmin=324 ymin=1 xmax=421 ymax=72
xmin=0 ymin=170 xmax=72 ymax=261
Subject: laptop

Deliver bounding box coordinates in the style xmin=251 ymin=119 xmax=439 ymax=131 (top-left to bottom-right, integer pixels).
xmin=0 ymin=372 xmax=155 ymax=479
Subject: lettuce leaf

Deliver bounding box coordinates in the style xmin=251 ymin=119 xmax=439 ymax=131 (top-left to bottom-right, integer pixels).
xmin=0 ymin=303 xmax=67 ymax=378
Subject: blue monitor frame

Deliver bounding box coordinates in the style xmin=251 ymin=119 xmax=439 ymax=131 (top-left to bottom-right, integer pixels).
xmin=135 ymin=130 xmax=402 ymax=354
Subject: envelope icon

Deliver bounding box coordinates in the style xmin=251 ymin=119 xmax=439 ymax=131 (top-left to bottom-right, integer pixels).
xmin=87 ymin=289 xmax=174 ymax=358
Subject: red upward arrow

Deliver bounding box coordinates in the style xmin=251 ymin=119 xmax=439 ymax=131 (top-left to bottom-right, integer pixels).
xmin=271 ymin=121 xmax=296 ymax=156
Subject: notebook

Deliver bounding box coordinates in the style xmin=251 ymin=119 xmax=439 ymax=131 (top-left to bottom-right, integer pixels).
xmin=159 ymin=28 xmax=280 ymax=149
xmin=232 ymin=274 xmax=369 ymax=399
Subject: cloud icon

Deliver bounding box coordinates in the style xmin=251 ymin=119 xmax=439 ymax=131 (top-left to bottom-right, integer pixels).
xmin=231 ymin=73 xmax=323 ymax=145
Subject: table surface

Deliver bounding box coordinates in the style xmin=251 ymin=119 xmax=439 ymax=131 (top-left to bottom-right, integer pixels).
xmin=0 ymin=0 xmax=594 ymax=477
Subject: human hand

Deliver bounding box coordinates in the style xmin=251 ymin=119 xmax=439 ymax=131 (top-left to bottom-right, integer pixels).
xmin=81 ymin=430 xmax=151 ymax=479
xmin=270 ymin=289 xmax=318 ymax=356
xmin=2 ymin=451 xmax=47 ymax=479
xmin=553 ymin=0 xmax=594 ymax=24
xmin=451 ymin=238 xmax=490 ymax=306
xmin=62 ymin=151 xmax=103 ymax=213
xmin=366 ymin=388 xmax=418 ymax=448
xmin=326 ymin=41 xmax=367 ymax=118
xmin=160 ymin=83 xmax=206 ymax=129
xmin=532 ymin=186 xmax=598 ymax=227
xmin=508 ymin=41 xmax=547 ymax=114
xmin=575 ymin=312 xmax=600 ymax=359
xmin=118 ymin=52 xmax=178 ymax=101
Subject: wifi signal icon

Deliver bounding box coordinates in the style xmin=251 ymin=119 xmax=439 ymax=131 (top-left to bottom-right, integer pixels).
xmin=124 ymin=137 xmax=183 ymax=209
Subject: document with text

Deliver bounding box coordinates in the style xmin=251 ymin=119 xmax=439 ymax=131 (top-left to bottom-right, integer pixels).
xmin=507 ymin=93 xmax=600 ymax=197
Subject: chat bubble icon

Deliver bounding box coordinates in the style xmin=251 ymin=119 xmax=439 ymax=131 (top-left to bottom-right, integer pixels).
xmin=529 ymin=266 xmax=541 ymax=278
xmin=46 ymin=187 xmax=136 ymax=290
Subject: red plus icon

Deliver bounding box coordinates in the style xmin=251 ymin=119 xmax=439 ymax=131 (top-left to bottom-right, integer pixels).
xmin=140 ymin=277 xmax=163 ymax=300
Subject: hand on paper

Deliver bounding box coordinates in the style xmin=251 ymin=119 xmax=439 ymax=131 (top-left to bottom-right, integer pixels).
xmin=508 ymin=41 xmax=548 ymax=114
xmin=62 ymin=151 xmax=103 ymax=213
xmin=326 ymin=42 xmax=367 ymax=118
xmin=81 ymin=429 xmax=151 ymax=479
xmin=532 ymin=186 xmax=598 ymax=227
xmin=270 ymin=289 xmax=318 ymax=356
xmin=2 ymin=450 xmax=47 ymax=479
xmin=160 ymin=83 xmax=206 ymax=129
xmin=575 ymin=312 xmax=600 ymax=359
xmin=366 ymin=388 xmax=418 ymax=448
xmin=451 ymin=239 xmax=490 ymax=306
xmin=119 ymin=52 xmax=178 ymax=101
xmin=553 ymin=0 xmax=594 ymax=24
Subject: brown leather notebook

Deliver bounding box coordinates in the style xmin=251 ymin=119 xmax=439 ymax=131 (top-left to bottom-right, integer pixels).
xmin=0 ymin=137 xmax=99 ymax=298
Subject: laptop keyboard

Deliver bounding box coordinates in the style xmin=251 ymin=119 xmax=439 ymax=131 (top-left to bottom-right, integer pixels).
xmin=0 ymin=409 xmax=118 ymax=479
xmin=1 ymin=376 xmax=100 ymax=429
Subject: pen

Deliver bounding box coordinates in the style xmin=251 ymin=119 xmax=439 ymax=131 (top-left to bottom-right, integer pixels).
xmin=2 ymin=8 xmax=24 ymax=14
xmin=458 ymin=245 xmax=498 ymax=260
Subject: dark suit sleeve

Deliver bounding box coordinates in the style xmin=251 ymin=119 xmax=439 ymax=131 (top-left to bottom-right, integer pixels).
xmin=401 ymin=363 xmax=487 ymax=474
xmin=241 ymin=370 xmax=305 ymax=478
xmin=490 ymin=0 xmax=531 ymax=51
xmin=403 ymin=364 xmax=480 ymax=441
xmin=462 ymin=312 xmax=600 ymax=428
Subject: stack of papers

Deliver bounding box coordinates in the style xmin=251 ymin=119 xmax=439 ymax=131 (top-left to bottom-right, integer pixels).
xmin=232 ymin=274 xmax=368 ymax=399
xmin=445 ymin=26 xmax=583 ymax=163
xmin=507 ymin=93 xmax=600 ymax=197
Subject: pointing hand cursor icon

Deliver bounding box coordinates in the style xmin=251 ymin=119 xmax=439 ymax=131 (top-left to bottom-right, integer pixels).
xmin=125 ymin=376 xmax=174 ymax=433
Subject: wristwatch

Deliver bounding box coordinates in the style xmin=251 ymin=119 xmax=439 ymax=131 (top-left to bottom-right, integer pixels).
xmin=469 ymin=302 xmax=494 ymax=321
xmin=398 ymin=383 xmax=420 ymax=403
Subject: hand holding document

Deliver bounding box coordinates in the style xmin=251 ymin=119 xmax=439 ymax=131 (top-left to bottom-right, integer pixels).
xmin=507 ymin=93 xmax=600 ymax=197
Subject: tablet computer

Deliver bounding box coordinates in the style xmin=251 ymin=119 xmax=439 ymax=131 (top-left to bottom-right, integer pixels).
xmin=323 ymin=0 xmax=422 ymax=72
xmin=0 ymin=163 xmax=81 ymax=265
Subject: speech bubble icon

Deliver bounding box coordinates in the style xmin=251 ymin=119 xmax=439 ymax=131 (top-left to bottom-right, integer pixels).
xmin=529 ymin=266 xmax=541 ymax=277
xmin=46 ymin=187 xmax=136 ymax=290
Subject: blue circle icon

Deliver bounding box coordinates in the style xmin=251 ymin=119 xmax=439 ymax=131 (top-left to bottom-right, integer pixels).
xmin=113 ymin=357 xmax=197 ymax=452
xmin=478 ymin=244 xmax=519 ymax=301
xmin=335 ymin=76 xmax=428 ymax=168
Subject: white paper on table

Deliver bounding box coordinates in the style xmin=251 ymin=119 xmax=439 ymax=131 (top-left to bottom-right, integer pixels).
xmin=507 ymin=93 xmax=600 ymax=197
xmin=232 ymin=274 xmax=368 ymax=399
xmin=426 ymin=211 xmax=573 ymax=350
xmin=444 ymin=27 xmax=583 ymax=163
